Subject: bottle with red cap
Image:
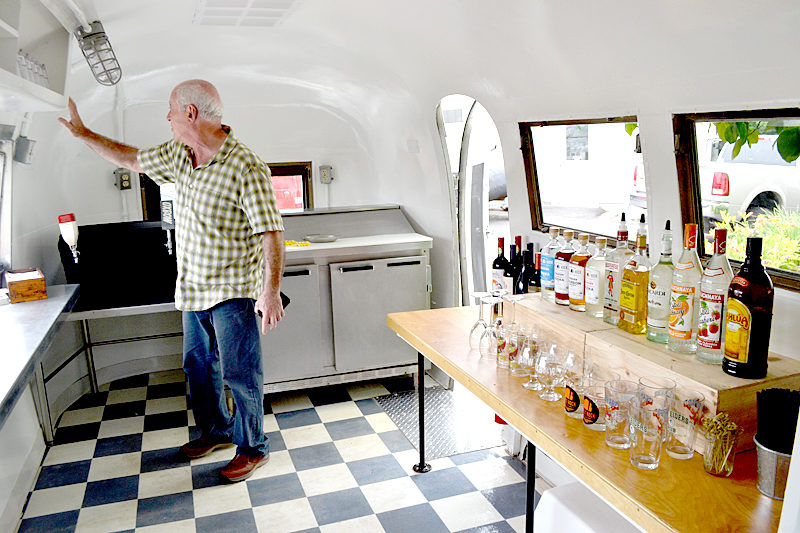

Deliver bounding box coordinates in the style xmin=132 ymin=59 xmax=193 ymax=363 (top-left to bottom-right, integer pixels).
xmin=58 ymin=213 xmax=79 ymax=263
xmin=696 ymin=228 xmax=733 ymax=364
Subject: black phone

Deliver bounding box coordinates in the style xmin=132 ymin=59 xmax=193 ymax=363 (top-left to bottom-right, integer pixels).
xmin=256 ymin=291 xmax=290 ymax=318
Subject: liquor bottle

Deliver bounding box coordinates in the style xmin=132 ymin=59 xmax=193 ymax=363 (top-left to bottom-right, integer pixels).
xmin=697 ymin=228 xmax=734 ymax=364
xmin=515 ymin=249 xmax=532 ymax=295
xmin=554 ymin=229 xmax=576 ymax=306
xmin=667 ymin=223 xmax=703 ymax=353
xmin=528 ymin=250 xmax=542 ymax=293
xmin=512 ymin=235 xmax=523 ymax=278
xmin=637 ymin=213 xmax=647 ymax=239
xmin=568 ymin=233 xmax=592 ymax=312
xmin=540 ymin=227 xmax=560 ymax=301
xmin=503 ymin=244 xmax=517 ymax=293
xmin=603 ymin=214 xmax=633 ymax=325
xmin=618 ymin=232 xmax=650 ymax=334
xmin=723 ymin=237 xmax=774 ymax=379
xmin=584 ymin=236 xmax=607 ymax=318
xmin=491 ymin=237 xmax=510 ymax=292
xmin=646 ymin=220 xmax=674 ymax=344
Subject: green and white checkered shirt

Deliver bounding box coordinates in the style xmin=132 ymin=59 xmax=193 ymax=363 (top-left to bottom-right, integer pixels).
xmin=138 ymin=127 xmax=284 ymax=311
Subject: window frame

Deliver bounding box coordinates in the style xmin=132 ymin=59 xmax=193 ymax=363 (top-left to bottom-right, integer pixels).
xmin=673 ymin=109 xmax=800 ymax=291
xmin=267 ymin=161 xmax=314 ymax=211
xmin=519 ymin=115 xmax=637 ymax=236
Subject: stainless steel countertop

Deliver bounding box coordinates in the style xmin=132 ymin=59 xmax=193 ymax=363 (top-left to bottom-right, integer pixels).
xmin=0 ymin=284 xmax=79 ymax=429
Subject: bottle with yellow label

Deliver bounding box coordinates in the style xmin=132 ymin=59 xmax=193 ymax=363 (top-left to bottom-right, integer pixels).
xmin=668 ymin=224 xmax=702 ymax=353
xmin=723 ymin=237 xmax=774 ymax=379
xmin=618 ymin=233 xmax=649 ymax=334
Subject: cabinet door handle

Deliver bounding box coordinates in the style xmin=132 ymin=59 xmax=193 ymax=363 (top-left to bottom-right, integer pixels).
xmin=340 ymin=265 xmax=375 ymax=273
xmin=387 ymin=260 xmax=421 ymax=268
xmin=284 ymin=269 xmax=310 ymax=277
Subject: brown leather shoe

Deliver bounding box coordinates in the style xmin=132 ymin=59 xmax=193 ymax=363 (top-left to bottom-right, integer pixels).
xmin=220 ymin=453 xmax=270 ymax=482
xmin=179 ymin=436 xmax=234 ymax=459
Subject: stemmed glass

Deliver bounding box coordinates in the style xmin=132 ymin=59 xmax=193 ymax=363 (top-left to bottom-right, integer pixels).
xmin=468 ymin=291 xmax=490 ymax=349
xmin=478 ymin=296 xmax=503 ymax=359
xmin=502 ymin=294 xmax=524 ymax=328
xmin=536 ymin=343 xmax=565 ymax=401
xmin=520 ymin=333 xmax=543 ymax=390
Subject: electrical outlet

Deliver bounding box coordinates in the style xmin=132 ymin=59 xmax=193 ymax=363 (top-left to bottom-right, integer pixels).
xmin=114 ymin=168 xmax=132 ymax=190
xmin=319 ymin=165 xmax=333 ymax=184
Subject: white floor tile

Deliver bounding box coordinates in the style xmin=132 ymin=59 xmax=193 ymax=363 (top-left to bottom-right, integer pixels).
xmin=282 ymin=423 xmax=332 ymax=450
xmin=394 ymin=449 xmax=454 ymax=476
xmin=346 ymin=383 xmax=390 ymax=401
xmin=459 ymin=456 xmax=525 ymax=490
xmin=87 ymin=452 xmax=142 ymax=481
xmin=148 ymin=369 xmax=186 ymax=385
xmin=360 ymin=477 xmax=427 ymax=514
xmin=75 ymin=499 xmax=137 ymax=533
xmin=249 ymin=450 xmax=295 ymax=481
xmin=270 ymin=393 xmax=313 ymax=413
xmin=98 ymin=382 xmax=110 ymax=392
xmin=263 ymin=413 xmax=279 ymax=433
xmin=507 ymin=514 xmax=526 ymax=533
xmin=145 ymin=396 xmax=187 ymax=415
xmin=43 ymin=440 xmax=96 ymax=466
xmin=253 ymin=497 xmax=318 ymax=533
xmin=364 ymin=412 xmax=397 ymax=433
xmin=136 ymin=518 xmax=197 ymax=532
xmin=190 ymin=445 xmax=236 ymax=466
xmin=187 ymin=409 xmax=195 ymax=427
xmin=320 ymin=514 xmax=385 ymax=533
xmin=138 ymin=466 xmax=193 ymax=499
xmin=141 ymin=427 xmax=190 ymax=452
xmin=315 ymin=402 xmax=364 ymax=423
xmin=58 ymin=406 xmax=105 ymax=427
xmin=106 ymin=387 xmax=148 ymax=405
xmin=23 ymin=483 xmax=86 ymax=518
xmin=297 ymin=463 xmax=358 ymax=497
xmin=430 ymin=491 xmax=504 ymax=531
xmin=334 ymin=434 xmax=390 ymax=462
xmin=98 ymin=416 xmax=145 ymax=439
xmin=193 ymin=482 xmax=252 ymax=518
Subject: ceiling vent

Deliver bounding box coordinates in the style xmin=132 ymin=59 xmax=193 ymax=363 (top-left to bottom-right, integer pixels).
xmin=193 ymin=0 xmax=301 ymax=27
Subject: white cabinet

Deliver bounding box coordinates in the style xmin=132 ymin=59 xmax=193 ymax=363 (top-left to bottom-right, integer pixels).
xmin=0 ymin=0 xmax=69 ymax=111
xmin=330 ymin=255 xmax=428 ymax=372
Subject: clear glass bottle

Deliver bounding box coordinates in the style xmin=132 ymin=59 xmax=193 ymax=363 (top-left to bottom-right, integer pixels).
xmin=554 ymin=229 xmax=576 ymax=306
xmin=668 ymin=223 xmax=703 ymax=353
xmin=568 ymin=233 xmax=591 ymax=312
xmin=540 ymin=227 xmax=560 ymax=301
xmin=584 ymin=236 xmax=607 ymax=318
xmin=618 ymin=233 xmax=650 ymax=334
xmin=646 ymin=221 xmax=674 ymax=343
xmin=603 ymin=214 xmax=632 ymax=325
xmin=697 ymin=228 xmax=734 ymax=364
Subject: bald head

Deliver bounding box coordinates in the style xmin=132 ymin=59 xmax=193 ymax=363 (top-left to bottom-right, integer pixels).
xmin=173 ymin=79 xmax=224 ymax=121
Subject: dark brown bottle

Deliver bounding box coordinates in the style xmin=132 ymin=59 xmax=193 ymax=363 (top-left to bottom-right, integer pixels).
xmin=722 ymin=237 xmax=774 ymax=379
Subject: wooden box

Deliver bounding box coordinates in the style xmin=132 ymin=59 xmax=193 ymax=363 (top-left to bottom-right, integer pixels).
xmin=6 ymin=268 xmax=47 ymax=303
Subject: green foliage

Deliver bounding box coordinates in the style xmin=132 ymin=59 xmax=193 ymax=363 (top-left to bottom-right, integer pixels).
xmin=714 ymin=121 xmax=800 ymax=163
xmin=712 ymin=207 xmax=800 ymax=272
xmin=625 ymin=123 xmax=638 ymax=136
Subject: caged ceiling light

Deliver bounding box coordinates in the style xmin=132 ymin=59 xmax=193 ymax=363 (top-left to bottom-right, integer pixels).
xmin=74 ymin=21 xmax=122 ymax=86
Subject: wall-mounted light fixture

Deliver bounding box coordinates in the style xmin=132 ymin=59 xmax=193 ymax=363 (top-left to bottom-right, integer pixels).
xmin=74 ymin=21 xmax=122 ymax=86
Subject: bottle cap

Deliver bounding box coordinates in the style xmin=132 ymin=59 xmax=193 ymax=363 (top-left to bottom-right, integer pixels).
xmin=684 ymin=223 xmax=698 ymax=249
xmin=595 ymin=236 xmax=607 ymax=246
xmin=578 ymin=233 xmax=589 ymax=244
xmin=563 ymin=229 xmax=574 ymax=239
xmin=549 ymin=227 xmax=559 ymax=237
xmin=58 ymin=213 xmax=76 ymax=223
xmin=714 ymin=228 xmax=727 ymax=256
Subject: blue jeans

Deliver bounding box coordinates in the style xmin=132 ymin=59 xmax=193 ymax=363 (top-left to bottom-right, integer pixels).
xmin=182 ymin=298 xmax=268 ymax=457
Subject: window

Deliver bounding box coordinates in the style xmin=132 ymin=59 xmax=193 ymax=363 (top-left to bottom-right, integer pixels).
xmin=268 ymin=162 xmax=313 ymax=212
xmin=520 ymin=116 xmax=640 ymax=239
xmin=674 ymin=110 xmax=800 ymax=289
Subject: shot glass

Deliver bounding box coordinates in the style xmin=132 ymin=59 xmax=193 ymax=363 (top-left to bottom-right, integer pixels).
xmin=582 ymin=380 xmax=607 ymax=431
xmin=629 ymin=376 xmax=676 ymax=470
xmin=604 ymin=380 xmax=638 ymax=449
xmin=666 ymin=388 xmax=705 ymax=460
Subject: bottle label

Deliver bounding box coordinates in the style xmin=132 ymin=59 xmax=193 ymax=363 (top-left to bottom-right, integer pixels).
xmin=583 ymin=396 xmax=600 ymax=425
xmin=554 ymin=259 xmax=569 ymax=294
xmin=585 ymin=267 xmax=601 ymax=304
xmin=647 ymin=281 xmax=670 ymax=314
xmin=724 ymin=298 xmax=752 ymax=363
xmin=619 ymin=279 xmax=639 ymax=324
xmin=698 ymin=291 xmax=724 ymax=349
xmin=731 ymin=276 xmax=749 ymax=288
xmin=492 ymin=269 xmax=505 ymax=292
xmin=668 ymin=285 xmax=696 ymax=339
xmin=568 ymin=264 xmax=585 ymax=300
xmin=565 ymin=385 xmax=580 ymax=413
xmin=604 ymin=262 xmax=619 ymax=312
xmin=541 ymin=255 xmax=555 ymax=289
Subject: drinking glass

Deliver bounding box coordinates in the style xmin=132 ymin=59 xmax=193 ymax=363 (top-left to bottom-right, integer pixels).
xmin=629 ymin=376 xmax=676 ymax=470
xmin=563 ymin=351 xmax=587 ymax=419
xmin=582 ymin=380 xmax=608 ymax=431
xmin=478 ymin=296 xmax=503 ymax=359
xmin=496 ymin=324 xmax=510 ymax=369
xmin=535 ymin=343 xmax=564 ymax=401
xmin=508 ymin=327 xmax=528 ymax=376
xmin=604 ymin=380 xmax=638 ymax=449
xmin=502 ymin=294 xmax=524 ymax=328
xmin=468 ymin=291 xmax=490 ymax=349
xmin=519 ymin=335 xmax=543 ymax=390
xmin=666 ymin=388 xmax=705 ymax=460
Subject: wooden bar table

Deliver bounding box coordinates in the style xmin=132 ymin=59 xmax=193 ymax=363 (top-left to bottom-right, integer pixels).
xmin=387 ymin=306 xmax=783 ymax=533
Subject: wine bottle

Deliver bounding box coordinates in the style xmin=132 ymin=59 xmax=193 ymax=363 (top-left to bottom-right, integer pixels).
xmin=515 ymin=250 xmax=531 ymax=294
xmin=723 ymin=237 xmax=774 ymax=379
xmin=503 ymin=244 xmax=517 ymax=293
xmin=491 ymin=237 xmax=509 ymax=292
xmin=528 ymin=251 xmax=542 ymax=293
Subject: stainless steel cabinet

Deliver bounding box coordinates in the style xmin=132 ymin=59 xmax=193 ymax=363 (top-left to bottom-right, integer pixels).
xmin=330 ymin=255 xmax=427 ymax=372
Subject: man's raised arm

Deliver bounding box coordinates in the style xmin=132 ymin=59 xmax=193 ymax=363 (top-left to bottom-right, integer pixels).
xmin=59 ymin=97 xmax=143 ymax=173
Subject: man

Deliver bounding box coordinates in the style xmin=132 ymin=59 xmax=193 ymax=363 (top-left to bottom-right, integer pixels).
xmin=59 ymin=79 xmax=284 ymax=482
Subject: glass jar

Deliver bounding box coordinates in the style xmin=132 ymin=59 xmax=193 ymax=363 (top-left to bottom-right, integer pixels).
xmin=703 ymin=431 xmax=738 ymax=477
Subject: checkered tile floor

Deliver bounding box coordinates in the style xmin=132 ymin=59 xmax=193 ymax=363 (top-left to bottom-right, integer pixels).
xmin=18 ymin=370 xmax=536 ymax=532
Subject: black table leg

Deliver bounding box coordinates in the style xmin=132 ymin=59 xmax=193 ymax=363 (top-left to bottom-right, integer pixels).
xmin=413 ymin=352 xmax=431 ymax=473
xmin=526 ymin=440 xmax=536 ymax=533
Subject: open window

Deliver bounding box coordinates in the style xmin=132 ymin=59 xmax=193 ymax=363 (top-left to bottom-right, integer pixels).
xmin=268 ymin=161 xmax=313 ymax=212
xmin=674 ymin=110 xmax=800 ymax=289
xmin=520 ymin=116 xmax=640 ymax=239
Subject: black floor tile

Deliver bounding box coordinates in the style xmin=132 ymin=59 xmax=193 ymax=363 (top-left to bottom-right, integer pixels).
xmin=82 ymin=475 xmax=139 ymax=507
xmin=195 ymin=508 xmax=257 ymax=533
xmin=246 ymin=472 xmax=306 ymax=507
xmin=377 ymin=503 xmax=450 ymax=533
xmin=381 ymin=376 xmax=415 ymax=394
xmin=275 ymin=408 xmax=322 ymax=430
xmin=52 ymin=422 xmax=101 ymax=445
xmin=411 ymin=467 xmax=477 ymax=501
xmin=191 ymin=460 xmax=230 ymax=489
xmin=307 ymin=487 xmax=373 ymax=526
xmin=147 ymin=381 xmax=187 ymax=399
xmin=102 ymin=400 xmax=147 ymax=420
xmin=141 ymin=447 xmax=190 ymax=473
xmin=355 ymin=398 xmax=383 ymax=415
xmin=35 ymin=460 xmax=91 ymax=489
xmin=94 ymin=434 xmax=143 ymax=457
xmin=266 ymin=430 xmax=286 ymax=452
xmin=17 ymin=510 xmax=80 ymax=533
xmin=288 ymin=442 xmax=343 ymax=471
xmin=110 ymin=374 xmax=150 ymax=390
xmin=136 ymin=491 xmax=195 ymax=528
xmin=68 ymin=391 xmax=109 ymax=411
xmin=482 ymin=481 xmax=530 ymax=519
xmin=307 ymin=385 xmax=351 ymax=406
xmin=143 ymin=411 xmax=188 ymax=432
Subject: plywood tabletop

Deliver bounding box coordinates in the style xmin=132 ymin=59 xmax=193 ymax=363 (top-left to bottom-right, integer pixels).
xmin=387 ymin=306 xmax=783 ymax=533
